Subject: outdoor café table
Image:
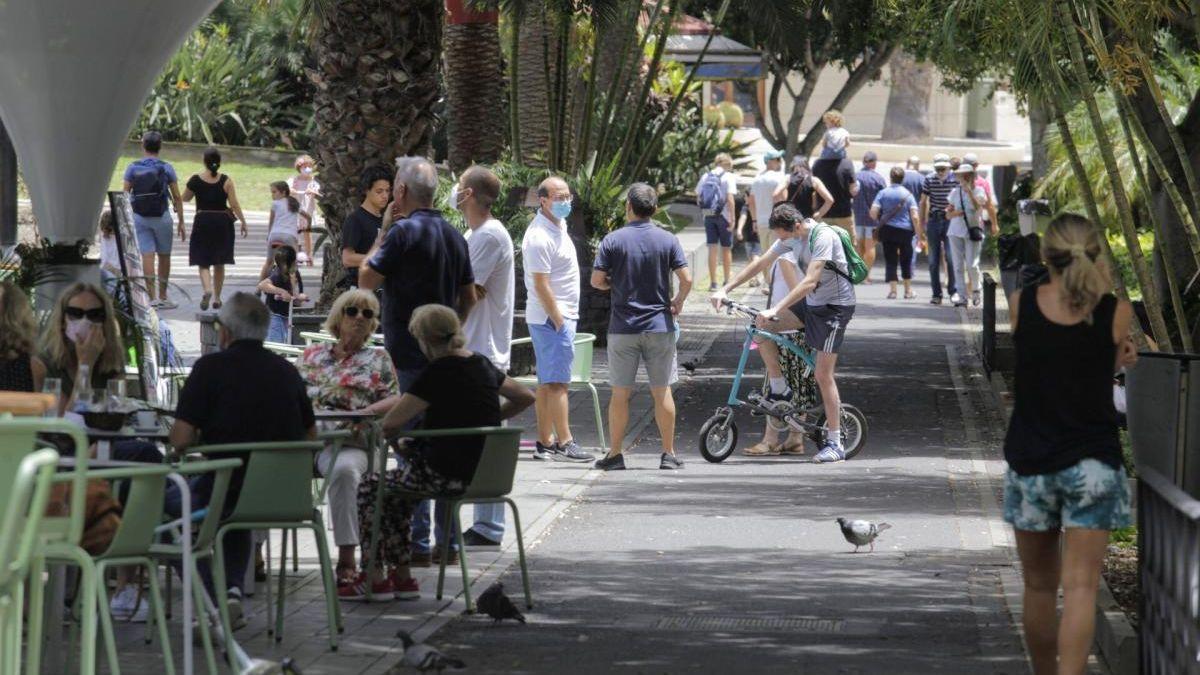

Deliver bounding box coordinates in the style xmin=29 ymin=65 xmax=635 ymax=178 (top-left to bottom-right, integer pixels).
xmin=313 ymin=409 xmax=391 ymax=592
xmin=85 ymin=424 xmax=172 ymax=461
xmin=44 ymin=457 xmax=200 ymax=675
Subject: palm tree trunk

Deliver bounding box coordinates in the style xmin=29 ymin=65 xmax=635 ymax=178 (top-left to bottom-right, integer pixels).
xmin=1056 ymin=0 xmax=1173 ymax=350
xmin=516 ymin=9 xmax=554 ymax=164
xmin=1133 ymin=47 xmax=1200 ymax=224
xmin=445 ymin=1 xmax=505 ymax=171
xmin=881 ymin=51 xmax=934 ymax=141
xmin=308 ymin=0 xmax=443 ymax=304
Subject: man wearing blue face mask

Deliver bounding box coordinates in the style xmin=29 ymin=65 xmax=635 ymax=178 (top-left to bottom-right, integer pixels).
xmin=522 ymin=177 xmax=595 ymax=463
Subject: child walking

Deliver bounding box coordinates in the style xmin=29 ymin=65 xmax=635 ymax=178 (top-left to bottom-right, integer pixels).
xmin=98 ymin=210 xmax=122 ymax=295
xmin=257 ymin=245 xmax=307 ymax=343
xmin=818 ymin=109 xmax=850 ymax=160
xmin=261 ymin=181 xmax=309 ymax=280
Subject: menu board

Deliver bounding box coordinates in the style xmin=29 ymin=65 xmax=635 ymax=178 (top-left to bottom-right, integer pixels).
xmin=106 ymin=191 xmax=162 ymax=405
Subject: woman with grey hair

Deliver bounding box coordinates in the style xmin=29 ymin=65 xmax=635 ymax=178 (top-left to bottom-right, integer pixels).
xmin=296 ymin=289 xmax=400 ymax=599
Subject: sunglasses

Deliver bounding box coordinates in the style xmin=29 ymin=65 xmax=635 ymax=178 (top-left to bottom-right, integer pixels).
xmin=344 ymin=306 xmax=375 ymax=320
xmin=64 ymin=306 xmax=106 ymax=322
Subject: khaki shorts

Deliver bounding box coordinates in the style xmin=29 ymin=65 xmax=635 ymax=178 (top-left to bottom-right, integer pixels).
xmin=824 ymin=216 xmax=856 ymax=242
xmin=608 ymin=331 xmax=678 ymax=388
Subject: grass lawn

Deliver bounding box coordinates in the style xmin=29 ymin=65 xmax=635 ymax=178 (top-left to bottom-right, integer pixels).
xmin=106 ymin=154 xmax=287 ymax=212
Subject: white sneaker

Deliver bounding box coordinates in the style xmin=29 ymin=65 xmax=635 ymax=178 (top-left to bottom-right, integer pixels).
xmin=158 ymin=298 xmax=178 ymax=310
xmin=296 ymin=251 xmax=311 ymax=264
xmin=950 ymin=293 xmax=966 ymax=307
xmin=110 ymin=585 xmax=149 ymax=623
xmin=226 ymin=589 xmax=248 ymax=630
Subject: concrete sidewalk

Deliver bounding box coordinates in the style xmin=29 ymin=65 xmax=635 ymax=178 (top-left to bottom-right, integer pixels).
xmin=424 ymin=275 xmax=1032 ymax=673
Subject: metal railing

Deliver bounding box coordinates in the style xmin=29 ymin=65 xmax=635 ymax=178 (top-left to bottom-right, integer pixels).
xmin=1138 ymin=465 xmax=1200 ymax=674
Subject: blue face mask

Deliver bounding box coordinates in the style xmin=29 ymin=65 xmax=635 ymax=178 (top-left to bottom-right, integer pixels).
xmin=550 ymin=199 xmax=572 ymax=220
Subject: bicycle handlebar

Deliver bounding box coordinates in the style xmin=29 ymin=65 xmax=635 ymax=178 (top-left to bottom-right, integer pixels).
xmin=720 ymin=298 xmax=777 ymax=321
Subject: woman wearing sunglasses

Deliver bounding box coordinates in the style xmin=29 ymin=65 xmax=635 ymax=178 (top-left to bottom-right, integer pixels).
xmin=296 ymin=288 xmax=401 ymax=596
xmin=40 ymin=282 xmax=128 ymax=415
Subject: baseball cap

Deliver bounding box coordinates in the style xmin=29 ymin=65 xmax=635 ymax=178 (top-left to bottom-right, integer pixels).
xmin=764 ymin=149 xmax=785 ymax=161
xmin=963 ymin=152 xmax=980 ymax=166
xmin=933 ymin=153 xmax=951 ymax=169
xmin=862 ymin=151 xmax=878 ymax=162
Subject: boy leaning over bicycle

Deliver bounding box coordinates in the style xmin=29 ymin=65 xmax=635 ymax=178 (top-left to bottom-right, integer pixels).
xmin=710 ymin=203 xmax=858 ymax=463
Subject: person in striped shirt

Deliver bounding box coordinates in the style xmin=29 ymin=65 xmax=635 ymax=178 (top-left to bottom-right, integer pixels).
xmin=921 ymin=154 xmax=958 ymax=305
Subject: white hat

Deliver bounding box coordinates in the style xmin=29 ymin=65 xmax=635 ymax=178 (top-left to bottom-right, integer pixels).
xmin=963 ymin=152 xmax=980 ymax=166
xmin=933 ymin=153 xmax=951 ymax=169
xmin=954 ymin=164 xmax=976 ymax=175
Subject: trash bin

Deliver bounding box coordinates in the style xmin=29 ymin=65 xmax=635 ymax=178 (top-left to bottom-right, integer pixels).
xmin=1017 ymin=198 xmax=1052 ymax=236
xmin=1126 ymin=352 xmax=1200 ymax=498
xmin=996 ymin=231 xmax=1042 ymax=298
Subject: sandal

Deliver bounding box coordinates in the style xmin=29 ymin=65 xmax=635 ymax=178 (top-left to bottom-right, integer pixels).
xmin=336 ymin=564 xmax=358 ymax=586
xmin=742 ymin=442 xmax=781 ymax=456
xmin=904 ymin=291 xmax=918 ymax=300
xmin=212 ymin=299 xmax=223 ymax=310
xmin=780 ymin=438 xmax=806 ymax=455
xmin=200 ymin=292 xmax=212 ymax=311
xmin=886 ymin=290 xmax=897 ymax=299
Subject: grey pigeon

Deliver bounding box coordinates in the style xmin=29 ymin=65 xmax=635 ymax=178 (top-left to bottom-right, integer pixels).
xmin=393 ymin=631 xmax=465 ymax=672
xmin=837 ymin=517 xmax=891 ymax=553
xmin=476 ymin=581 xmax=526 ymax=624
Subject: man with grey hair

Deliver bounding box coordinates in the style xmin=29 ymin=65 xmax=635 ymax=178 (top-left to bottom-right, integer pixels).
xmin=168 ymin=292 xmax=316 ymax=626
xmin=359 ymin=155 xmax=476 ymax=564
xmin=591 ymin=183 xmax=692 ymax=470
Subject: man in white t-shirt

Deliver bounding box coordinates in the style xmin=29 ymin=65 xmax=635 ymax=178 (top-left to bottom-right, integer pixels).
xmin=455 ymin=166 xmax=517 ymax=547
xmin=695 ymin=153 xmax=740 ymax=291
xmin=522 ymin=176 xmax=594 ymax=463
xmin=747 ymin=149 xmax=788 ymax=286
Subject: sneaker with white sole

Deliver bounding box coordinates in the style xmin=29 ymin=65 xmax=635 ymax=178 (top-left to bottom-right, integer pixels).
xmin=532 ymin=441 xmax=558 ymax=460
xmin=812 ymin=441 xmax=846 ymax=464
xmin=555 ymin=439 xmax=594 ymax=463
xmin=109 ymin=585 xmax=149 ymax=623
xmin=158 ymin=298 xmax=178 ymax=310
xmin=225 ymin=588 xmax=248 ymax=630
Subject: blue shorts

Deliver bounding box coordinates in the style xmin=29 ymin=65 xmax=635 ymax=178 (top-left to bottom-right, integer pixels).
xmin=1004 ymin=458 xmax=1132 ymax=531
xmin=267 ymin=313 xmax=289 ymax=343
xmin=528 ymin=318 xmax=576 ymax=384
xmin=744 ymin=240 xmax=762 ymax=256
xmin=704 ymin=215 xmax=732 ymax=248
xmin=134 ymin=212 xmax=174 ymax=255
xmin=855 ymin=225 xmax=876 ymax=241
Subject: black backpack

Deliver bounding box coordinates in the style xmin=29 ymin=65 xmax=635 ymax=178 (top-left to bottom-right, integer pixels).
xmin=129 ymin=161 xmax=169 ymax=217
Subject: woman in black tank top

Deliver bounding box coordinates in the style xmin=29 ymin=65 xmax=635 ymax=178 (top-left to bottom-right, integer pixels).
xmin=1002 ymin=214 xmax=1138 ymax=675
xmin=0 ymin=281 xmax=46 ymax=393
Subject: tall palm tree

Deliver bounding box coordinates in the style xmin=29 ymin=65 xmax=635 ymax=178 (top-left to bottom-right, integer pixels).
xmin=515 ymin=7 xmax=555 ymax=164
xmin=445 ymin=0 xmax=506 ymax=170
xmin=303 ymin=0 xmax=443 ymax=301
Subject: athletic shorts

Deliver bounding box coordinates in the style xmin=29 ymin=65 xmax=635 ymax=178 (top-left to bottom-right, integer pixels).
xmin=1004 ymin=458 xmax=1131 ymax=531
xmin=134 ymin=212 xmax=174 ymax=255
xmin=854 ymin=225 xmax=876 ymax=241
xmin=704 ymin=215 xmax=733 ymax=248
xmin=608 ymin=332 xmax=677 ymax=388
xmin=786 ymin=302 xmax=854 ymax=354
xmin=528 ymin=318 xmax=576 ymax=384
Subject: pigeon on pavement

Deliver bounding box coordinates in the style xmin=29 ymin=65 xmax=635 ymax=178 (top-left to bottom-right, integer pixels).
xmin=392 ymin=631 xmax=465 ymax=672
xmin=837 ymin=517 xmax=892 ymax=553
xmin=477 ymin=581 xmax=527 ymax=624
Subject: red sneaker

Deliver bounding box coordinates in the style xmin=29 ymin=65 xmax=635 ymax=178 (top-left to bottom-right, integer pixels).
xmin=338 ymin=573 xmax=395 ymax=602
xmin=390 ymin=573 xmax=420 ymax=601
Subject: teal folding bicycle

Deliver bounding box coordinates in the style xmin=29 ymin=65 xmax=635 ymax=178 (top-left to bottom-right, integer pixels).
xmin=698 ymin=299 xmax=868 ymax=463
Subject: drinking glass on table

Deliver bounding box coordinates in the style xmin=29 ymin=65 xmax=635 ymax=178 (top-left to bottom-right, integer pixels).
xmin=106 ymin=379 xmax=127 ymax=411
xmin=42 ymin=377 xmax=62 ymax=417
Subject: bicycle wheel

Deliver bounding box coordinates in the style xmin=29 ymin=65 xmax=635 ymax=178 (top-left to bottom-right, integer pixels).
xmin=816 ymin=404 xmax=868 ymax=459
xmin=698 ymin=414 xmax=738 ymax=463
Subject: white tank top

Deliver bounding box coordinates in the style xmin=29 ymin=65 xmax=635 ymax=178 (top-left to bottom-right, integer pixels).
xmin=271 ymin=199 xmax=300 ymax=238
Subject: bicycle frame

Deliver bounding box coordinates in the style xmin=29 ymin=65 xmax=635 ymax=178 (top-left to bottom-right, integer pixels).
xmin=726 ymin=323 xmax=816 ymax=407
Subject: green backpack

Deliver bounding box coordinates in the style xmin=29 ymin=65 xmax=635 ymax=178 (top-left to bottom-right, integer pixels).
xmin=808 ymin=223 xmax=869 ymax=285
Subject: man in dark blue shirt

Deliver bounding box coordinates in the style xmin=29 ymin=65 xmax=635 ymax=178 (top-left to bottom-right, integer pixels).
xmin=590 ymin=183 xmax=692 ymax=471
xmin=359 ymin=156 xmax=476 ymax=563
xmin=852 ymin=151 xmax=887 ymax=283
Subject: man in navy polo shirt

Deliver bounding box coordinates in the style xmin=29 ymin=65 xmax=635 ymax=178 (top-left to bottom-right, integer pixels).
xmin=359 ymin=155 xmax=476 ymax=565
xmin=590 ymin=184 xmax=692 ymax=471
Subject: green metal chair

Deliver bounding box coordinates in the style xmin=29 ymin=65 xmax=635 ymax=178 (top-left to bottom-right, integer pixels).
xmin=512 ymin=332 xmax=605 ymax=449
xmin=0 ymin=417 xmax=96 ymax=675
xmin=299 ymin=330 xmax=384 ymax=347
xmin=0 ymin=448 xmax=59 ymax=675
xmin=195 ymin=441 xmax=341 ymax=669
xmin=385 ymin=427 xmax=531 ymax=614
xmin=149 ymin=458 xmax=244 ymax=675
xmin=263 ymin=341 xmax=306 ymax=360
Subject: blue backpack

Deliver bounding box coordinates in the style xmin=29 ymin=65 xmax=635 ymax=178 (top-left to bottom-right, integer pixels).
xmin=129 ymin=161 xmax=169 ymax=217
xmin=696 ymin=170 xmax=728 ymax=215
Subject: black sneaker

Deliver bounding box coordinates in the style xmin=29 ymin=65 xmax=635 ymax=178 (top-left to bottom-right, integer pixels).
xmin=659 ymin=453 xmax=684 ymax=470
xmin=555 ymin=439 xmax=595 ymax=463
xmin=532 ymin=441 xmax=558 ymax=460
xmin=930 ymin=296 xmax=943 ymax=305
xmin=461 ymin=530 xmax=501 ymax=549
xmin=594 ymin=453 xmax=626 ymax=471
xmin=765 ymin=388 xmax=793 ymax=405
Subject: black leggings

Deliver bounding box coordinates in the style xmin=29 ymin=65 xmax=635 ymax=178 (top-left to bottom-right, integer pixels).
xmin=878 ymin=225 xmax=914 ymax=282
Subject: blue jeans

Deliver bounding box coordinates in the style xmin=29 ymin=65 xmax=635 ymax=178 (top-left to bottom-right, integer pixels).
xmin=926 ymin=213 xmax=957 ymax=298
xmin=394 ymin=368 xmax=455 ymax=554
xmin=267 ymin=313 xmax=289 ymax=343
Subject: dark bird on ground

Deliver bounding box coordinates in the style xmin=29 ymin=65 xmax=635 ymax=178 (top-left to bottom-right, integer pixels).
xmin=681 ymin=359 xmax=698 ymax=374
xmin=392 ymin=630 xmax=465 ymax=672
xmin=837 ymin=517 xmax=891 ymax=553
xmin=477 ymin=581 xmax=527 ymax=624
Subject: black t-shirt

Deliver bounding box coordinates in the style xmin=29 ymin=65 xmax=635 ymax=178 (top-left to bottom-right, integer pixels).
xmin=265 ymin=268 xmax=303 ymax=316
xmin=175 ymin=340 xmax=316 ymax=501
xmin=407 ymin=353 xmax=504 ymax=482
xmin=812 ymin=157 xmax=857 ymax=218
xmin=341 ymin=206 xmax=383 ymax=287
xmin=788 ymin=173 xmax=816 ymax=218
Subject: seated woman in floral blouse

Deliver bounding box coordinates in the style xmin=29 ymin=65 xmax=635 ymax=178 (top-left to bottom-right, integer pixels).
xmin=297 ymin=288 xmax=399 ymax=596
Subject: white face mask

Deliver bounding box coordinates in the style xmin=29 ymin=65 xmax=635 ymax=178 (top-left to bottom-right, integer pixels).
xmin=301 ymin=166 xmax=314 ymax=176
xmin=66 ymin=317 xmax=92 ymax=344
xmin=449 ymin=185 xmax=468 ymax=212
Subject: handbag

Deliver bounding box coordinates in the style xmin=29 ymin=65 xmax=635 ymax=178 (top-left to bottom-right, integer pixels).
xmin=960 ymin=189 xmax=985 ymax=241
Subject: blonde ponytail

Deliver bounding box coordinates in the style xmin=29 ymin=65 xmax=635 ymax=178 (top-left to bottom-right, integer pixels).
xmin=408 ymin=304 xmax=467 ymax=360
xmin=1042 ymin=213 xmax=1109 ymax=315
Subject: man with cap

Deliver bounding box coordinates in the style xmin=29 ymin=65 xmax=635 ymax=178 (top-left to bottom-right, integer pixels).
xmin=747 ymin=149 xmax=789 ymax=286
xmin=851 ymin=151 xmax=886 ymax=282
xmin=921 ymin=153 xmax=958 ymax=304
xmin=963 ymin=152 xmax=1000 ymax=230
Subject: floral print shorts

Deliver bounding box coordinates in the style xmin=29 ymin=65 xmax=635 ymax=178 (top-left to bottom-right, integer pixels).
xmin=1004 ymin=458 xmax=1132 ymax=532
